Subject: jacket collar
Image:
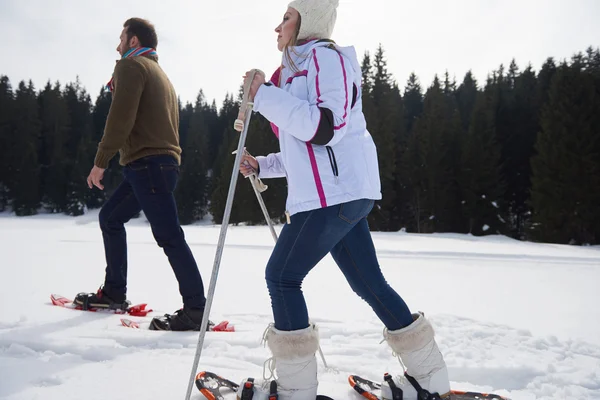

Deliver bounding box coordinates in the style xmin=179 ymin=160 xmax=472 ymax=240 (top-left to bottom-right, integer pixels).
xmin=281 ymin=39 xmax=335 ymax=70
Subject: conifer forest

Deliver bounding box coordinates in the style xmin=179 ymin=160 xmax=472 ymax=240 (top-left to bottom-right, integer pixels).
xmin=1 ymin=45 xmax=599 ymax=245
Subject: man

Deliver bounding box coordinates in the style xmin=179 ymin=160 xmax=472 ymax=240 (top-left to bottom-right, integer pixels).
xmin=76 ymin=18 xmax=208 ymax=331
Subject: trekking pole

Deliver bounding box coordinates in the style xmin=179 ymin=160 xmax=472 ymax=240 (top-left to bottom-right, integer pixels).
xmin=236 ymin=158 xmax=333 ymax=371
xmin=184 ymin=70 xmax=259 ymax=400
xmin=241 ymin=176 xmax=334 ymax=371
xmin=248 ymin=168 xmax=278 ymax=243
xmin=233 ymin=148 xmax=278 ymax=243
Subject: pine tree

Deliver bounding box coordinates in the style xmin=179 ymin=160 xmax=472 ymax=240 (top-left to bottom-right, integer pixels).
xmin=204 ymin=99 xmax=221 ymax=171
xmin=509 ymin=65 xmax=539 ymax=235
xmin=483 ymin=60 xmax=541 ymax=238
xmin=403 ymin=73 xmax=424 ymax=134
xmin=176 ymin=92 xmax=211 ymax=225
xmin=209 ymin=124 xmax=252 ymax=225
xmin=38 ymin=81 xmax=70 ymax=212
xmin=209 ymin=95 xmax=241 ymax=224
xmin=536 ymin=58 xmax=557 ymax=120
xmin=209 ymin=87 xmax=271 ymax=226
xmin=443 ymin=71 xmax=458 ymax=94
xmin=586 ymin=47 xmax=600 ymax=75
xmin=401 ymin=77 xmax=457 ymax=233
xmin=0 ymin=76 xmax=14 ymax=211
xmin=396 ymin=73 xmax=424 ymax=231
xmin=209 ymin=116 xmax=263 ymax=226
xmin=398 ymin=120 xmax=422 ymax=232
xmin=178 ymin=100 xmax=194 ymax=150
xmin=458 ymin=88 xmax=506 ymax=235
xmin=11 ymin=81 xmax=41 ymax=215
xmin=484 ymin=65 xmax=525 ymax=235
xmin=360 ymin=52 xmax=375 ymax=131
xmin=456 ymin=71 xmax=478 ymax=132
xmin=208 ymin=128 xmax=236 ymax=225
xmin=210 ymin=93 xmax=238 ymax=182
xmin=66 ymin=131 xmax=93 ymax=216
xmin=442 ymin=72 xmax=464 ymax=232
xmin=209 ymin=94 xmax=287 ymax=227
xmin=530 ymin=62 xmax=600 ymax=244
xmin=92 ymin=87 xmax=112 ymax=143
xmin=63 ymin=79 xmax=95 ymax=215
xmin=361 ymin=52 xmax=373 ymax=92
xmin=389 ymin=82 xmax=408 ymax=231
xmin=366 ymin=45 xmax=398 ymax=231
xmin=507 ymin=59 xmax=519 ymax=89
xmin=89 ymin=86 xmax=118 ymax=206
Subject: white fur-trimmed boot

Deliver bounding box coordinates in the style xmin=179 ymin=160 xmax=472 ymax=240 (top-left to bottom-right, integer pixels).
xmin=236 ymin=324 xmax=319 ymax=400
xmin=380 ymin=312 xmax=450 ymax=400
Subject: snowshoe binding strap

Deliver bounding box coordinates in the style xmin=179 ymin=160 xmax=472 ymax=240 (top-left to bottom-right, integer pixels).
xmin=77 ymin=292 xmax=91 ymax=311
xmin=404 ymin=372 xmax=442 ymax=400
xmin=384 ymin=373 xmax=403 ymax=400
xmin=150 ymin=308 xmax=215 ymax=331
xmin=74 ymin=289 xmax=129 ymax=312
xmin=175 ymin=309 xmax=202 ymax=330
xmin=240 ymin=377 xmax=255 ymax=400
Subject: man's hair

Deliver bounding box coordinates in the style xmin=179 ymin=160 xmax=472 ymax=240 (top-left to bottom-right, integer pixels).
xmin=123 ymin=18 xmax=158 ymax=49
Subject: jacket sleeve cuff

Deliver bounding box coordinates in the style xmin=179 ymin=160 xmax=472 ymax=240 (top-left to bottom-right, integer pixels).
xmin=256 ymin=156 xmax=268 ymax=178
xmin=253 ymin=83 xmax=272 ymax=112
xmin=94 ymin=149 xmax=114 ymax=169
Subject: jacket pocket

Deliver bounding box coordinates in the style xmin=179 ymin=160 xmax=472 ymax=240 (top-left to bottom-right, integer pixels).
xmin=325 ymin=146 xmax=339 ymax=183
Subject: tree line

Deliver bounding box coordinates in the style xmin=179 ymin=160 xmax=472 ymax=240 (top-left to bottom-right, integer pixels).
xmin=1 ymin=45 xmax=599 ymax=245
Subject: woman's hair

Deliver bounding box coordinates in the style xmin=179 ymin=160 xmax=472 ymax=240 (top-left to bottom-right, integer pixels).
xmin=281 ymin=15 xmax=308 ymax=76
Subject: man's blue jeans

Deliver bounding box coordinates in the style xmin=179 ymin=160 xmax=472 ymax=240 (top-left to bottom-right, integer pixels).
xmin=265 ymin=198 xmax=413 ymax=331
xmin=99 ymin=155 xmax=206 ymax=309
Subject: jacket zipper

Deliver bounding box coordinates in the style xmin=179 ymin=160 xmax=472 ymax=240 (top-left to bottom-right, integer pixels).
xmin=326 ymin=146 xmax=339 ymax=184
xmin=286 ymin=146 xmax=339 ymax=223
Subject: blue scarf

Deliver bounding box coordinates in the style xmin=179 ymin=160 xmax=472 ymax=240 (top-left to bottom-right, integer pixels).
xmin=106 ymin=47 xmax=157 ymax=92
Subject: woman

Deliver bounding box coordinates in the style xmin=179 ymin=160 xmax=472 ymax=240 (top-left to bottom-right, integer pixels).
xmin=237 ymin=1 xmax=450 ymax=399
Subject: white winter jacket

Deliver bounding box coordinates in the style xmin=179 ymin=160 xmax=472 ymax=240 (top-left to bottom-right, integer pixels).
xmin=253 ymin=39 xmax=382 ymax=217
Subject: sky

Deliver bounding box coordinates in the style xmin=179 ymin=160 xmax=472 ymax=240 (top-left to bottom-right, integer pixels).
xmin=1 ymin=0 xmax=599 ymax=108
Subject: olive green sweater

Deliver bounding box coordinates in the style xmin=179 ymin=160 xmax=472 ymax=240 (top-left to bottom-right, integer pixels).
xmin=94 ymin=55 xmax=181 ymax=169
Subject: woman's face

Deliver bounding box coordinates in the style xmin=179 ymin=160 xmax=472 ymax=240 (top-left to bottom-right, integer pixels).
xmin=275 ymin=7 xmax=299 ymax=51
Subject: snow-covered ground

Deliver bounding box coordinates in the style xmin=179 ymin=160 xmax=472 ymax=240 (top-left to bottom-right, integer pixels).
xmin=1 ymin=211 xmax=599 ymax=400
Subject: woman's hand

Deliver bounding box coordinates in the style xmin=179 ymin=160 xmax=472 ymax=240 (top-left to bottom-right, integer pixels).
xmin=239 ymin=153 xmax=259 ymax=177
xmin=243 ymin=70 xmax=266 ymax=101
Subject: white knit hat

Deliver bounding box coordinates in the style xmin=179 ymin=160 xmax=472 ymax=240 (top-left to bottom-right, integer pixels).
xmin=288 ymin=0 xmax=339 ymax=40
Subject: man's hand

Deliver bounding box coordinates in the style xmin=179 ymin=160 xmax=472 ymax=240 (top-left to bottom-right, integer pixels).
xmin=87 ymin=165 xmax=106 ymax=190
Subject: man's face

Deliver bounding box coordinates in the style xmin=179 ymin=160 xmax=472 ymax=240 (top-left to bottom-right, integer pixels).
xmin=116 ymin=27 xmax=132 ymax=56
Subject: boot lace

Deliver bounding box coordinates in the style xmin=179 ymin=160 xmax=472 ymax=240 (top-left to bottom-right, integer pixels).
xmin=260 ymin=323 xmax=276 ymax=387
xmin=381 ymin=327 xmax=408 ymax=372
